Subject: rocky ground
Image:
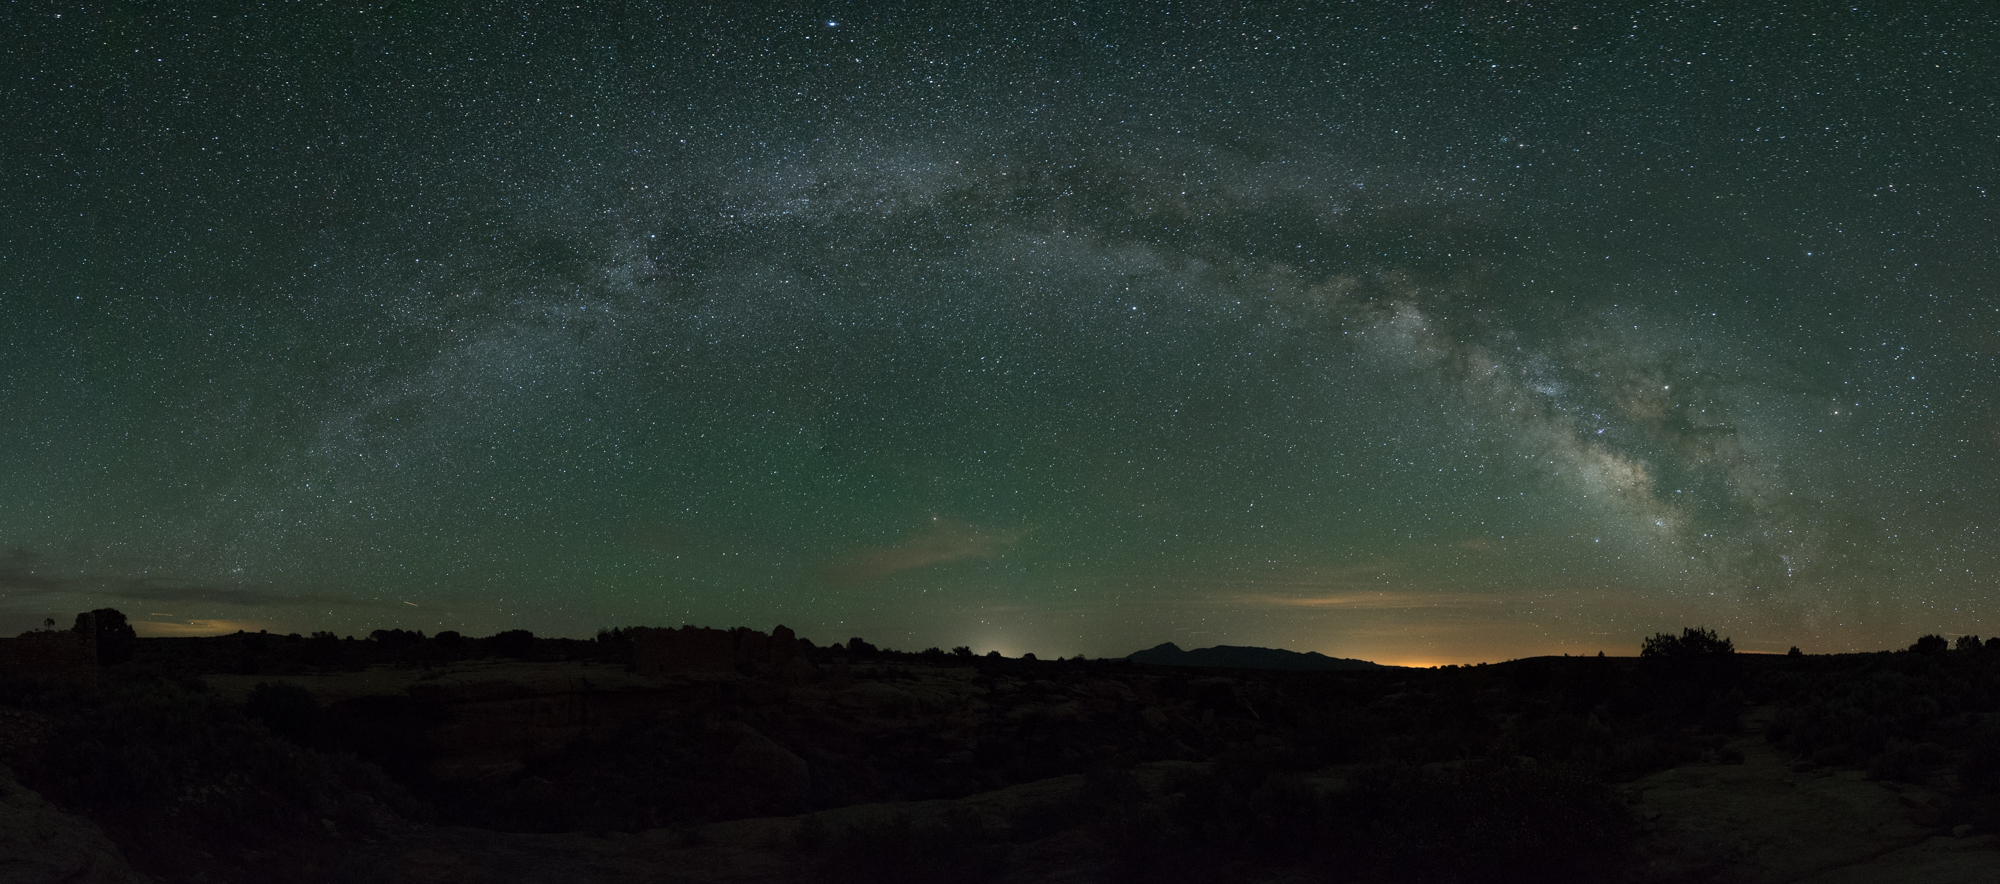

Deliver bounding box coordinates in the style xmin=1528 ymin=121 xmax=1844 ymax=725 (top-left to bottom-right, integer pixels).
xmin=202 ymin=658 xmax=1246 ymax=829
xmin=1624 ymin=707 xmax=1996 ymax=883
xmin=0 ymin=761 xmax=146 ymax=884
xmin=4 ymin=646 xmax=1998 ymax=882
xmin=247 ymin=733 xmax=2000 ymax=883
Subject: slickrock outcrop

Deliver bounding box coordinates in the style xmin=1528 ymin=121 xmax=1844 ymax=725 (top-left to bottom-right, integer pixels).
xmin=1629 ymin=708 xmax=1999 ymax=883
xmin=720 ymin=723 xmax=811 ymax=815
xmin=357 ymin=666 xmax=674 ymax=783
xmin=0 ymin=708 xmax=56 ymax=770
xmin=209 ymin=656 xmax=1242 ymax=828
xmin=0 ymin=764 xmax=149 ymax=884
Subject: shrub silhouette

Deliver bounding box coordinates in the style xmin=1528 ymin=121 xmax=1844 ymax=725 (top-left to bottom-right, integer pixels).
xmin=592 ymin=627 xmax=633 ymax=660
xmin=1641 ymin=627 xmax=1733 ymax=659
xmin=0 ymin=670 xmax=425 ymax=880
xmin=243 ymin=682 xmax=324 ymax=747
xmin=301 ymin=631 xmax=351 ymax=669
xmin=59 ymin=618 xmax=2000 ymax=880
xmin=1908 ymin=634 xmax=1948 ymax=654
xmin=1639 ymin=628 xmax=1738 ymax=725
xmin=1763 ymin=645 xmax=2000 ymax=785
xmin=484 ymin=629 xmax=537 ymax=660
xmin=1094 ymin=757 xmax=1633 ymax=884
xmin=1353 ymin=762 xmax=1634 ymax=884
xmin=1868 ymin=738 xmax=1948 ymax=782
xmin=367 ymin=628 xmax=425 ymax=649
xmin=1958 ymin=718 xmax=2000 ymax=794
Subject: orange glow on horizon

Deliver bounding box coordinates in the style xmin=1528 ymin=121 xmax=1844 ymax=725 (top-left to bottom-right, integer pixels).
xmin=133 ymin=619 xmax=267 ymax=637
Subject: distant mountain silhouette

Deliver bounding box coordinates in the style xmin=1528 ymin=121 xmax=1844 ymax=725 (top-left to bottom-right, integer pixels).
xmin=1126 ymin=642 xmax=1392 ymax=671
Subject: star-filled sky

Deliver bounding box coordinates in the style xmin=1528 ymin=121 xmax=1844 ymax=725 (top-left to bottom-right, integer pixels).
xmin=3 ymin=2 xmax=1997 ymax=664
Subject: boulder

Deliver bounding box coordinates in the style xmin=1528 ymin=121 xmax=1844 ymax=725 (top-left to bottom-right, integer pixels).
xmin=0 ymin=764 xmax=149 ymax=884
xmin=721 ymin=723 xmax=810 ymax=814
xmin=0 ymin=709 xmax=55 ymax=770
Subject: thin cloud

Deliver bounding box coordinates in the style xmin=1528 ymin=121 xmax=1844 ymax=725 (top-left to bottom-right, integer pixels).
xmin=133 ymin=619 xmax=270 ymax=638
xmin=622 ymin=524 xmax=706 ymax=555
xmin=1136 ymin=560 xmax=1404 ymax=601
xmin=1236 ymin=591 xmax=1502 ymax=611
xmin=0 ymin=549 xmax=384 ymax=609
xmin=0 ymin=548 xmax=68 ymax=591
xmin=95 ymin=581 xmax=380 ymax=609
xmin=820 ymin=520 xmax=1025 ymax=586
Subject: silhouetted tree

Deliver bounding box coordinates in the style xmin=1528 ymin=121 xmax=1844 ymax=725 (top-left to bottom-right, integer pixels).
xmin=1640 ymin=627 xmax=1733 ymax=659
xmin=951 ymin=646 xmax=974 ymax=659
xmin=1954 ymin=635 xmax=1981 ymax=651
xmin=1640 ymin=628 xmax=1738 ymax=723
xmin=846 ymin=637 xmax=878 ymax=655
xmin=1788 ymin=646 xmax=1803 ymax=657
xmin=72 ymin=608 xmax=137 ymax=665
xmin=1909 ymin=634 xmax=1948 ymax=655
xmin=591 ymin=628 xmax=633 ymax=662
xmin=368 ymin=628 xmax=425 ymax=649
xmin=485 ymin=629 xmax=537 ymax=660
xmin=303 ymin=631 xmax=349 ymax=668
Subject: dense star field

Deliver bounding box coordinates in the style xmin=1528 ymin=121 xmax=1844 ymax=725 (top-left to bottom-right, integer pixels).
xmin=2 ymin=3 xmax=1996 ymax=664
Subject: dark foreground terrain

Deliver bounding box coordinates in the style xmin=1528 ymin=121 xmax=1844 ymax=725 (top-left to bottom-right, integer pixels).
xmin=3 ymin=623 xmax=1998 ymax=883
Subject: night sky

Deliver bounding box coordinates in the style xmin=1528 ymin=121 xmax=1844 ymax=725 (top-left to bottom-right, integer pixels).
xmin=4 ymin=3 xmax=1997 ymax=664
